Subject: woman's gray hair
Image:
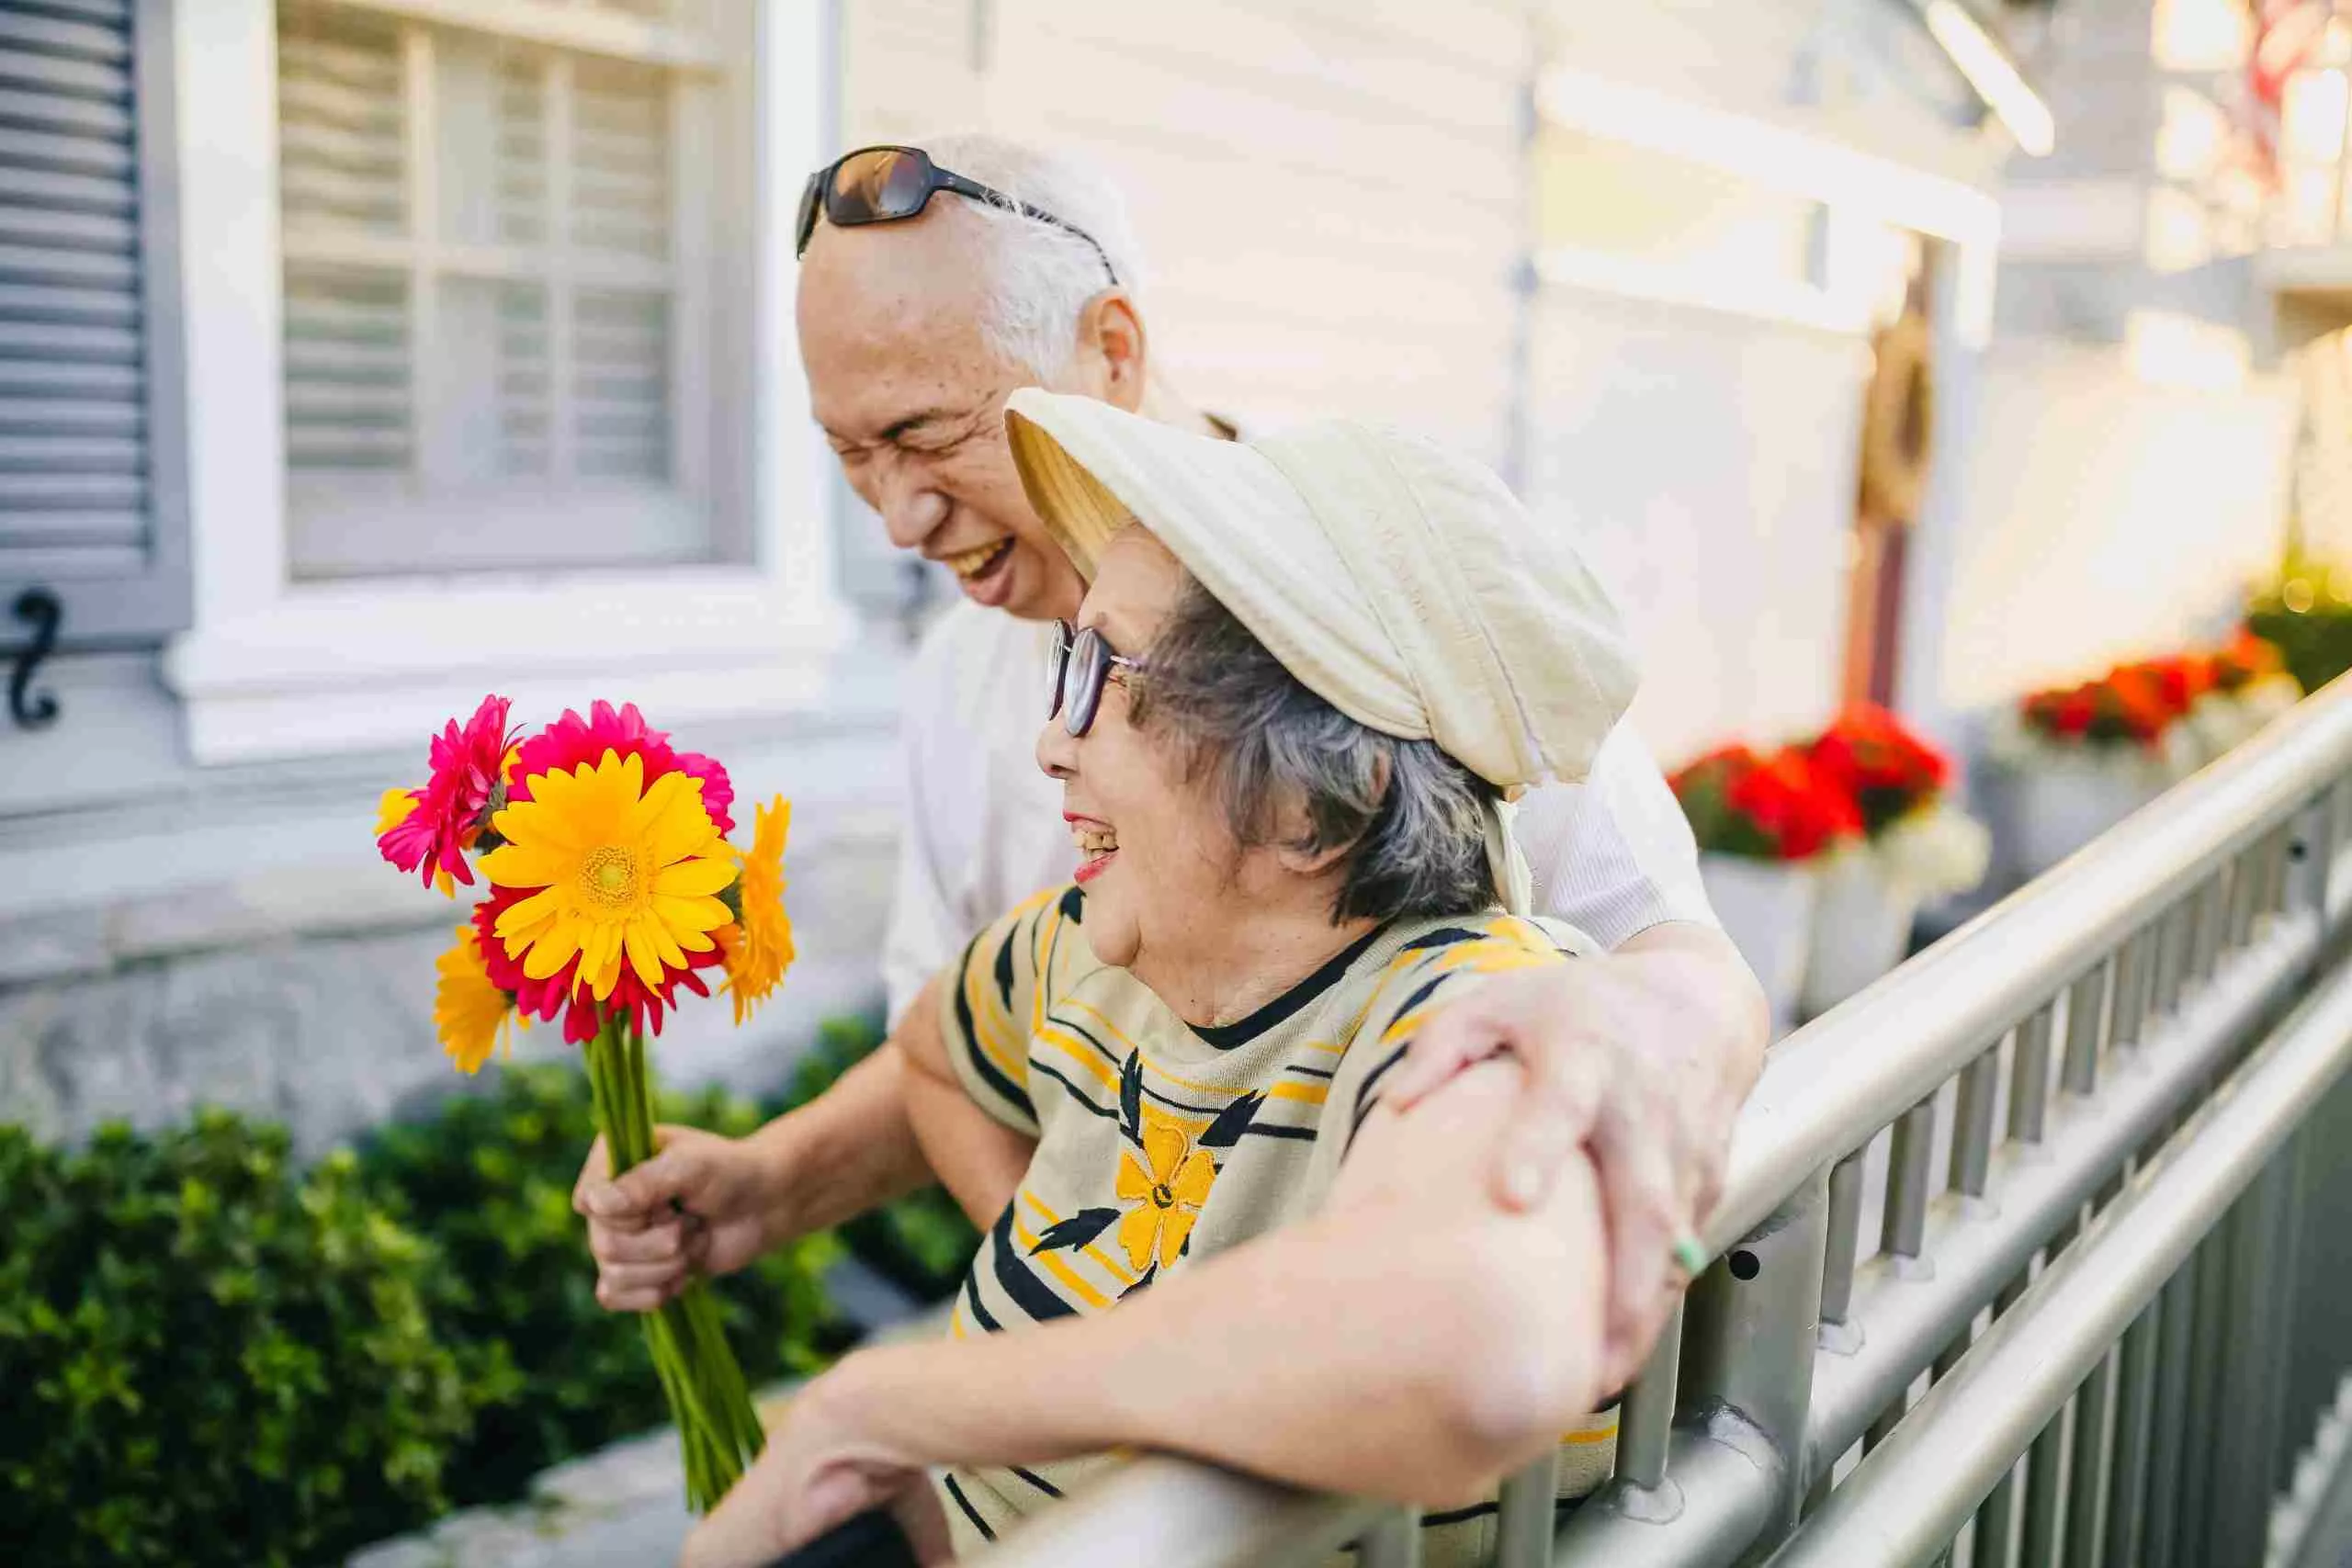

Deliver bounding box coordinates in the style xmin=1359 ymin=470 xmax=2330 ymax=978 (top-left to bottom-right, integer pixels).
xmin=913 ymin=132 xmax=1146 ymax=379
xmin=1131 ymin=574 xmax=1501 ymax=923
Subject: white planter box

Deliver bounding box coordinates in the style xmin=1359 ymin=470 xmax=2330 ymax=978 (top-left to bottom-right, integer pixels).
xmin=1802 ymin=850 xmax=1920 ymax=1019
xmin=1701 ymin=853 xmax=1819 ymax=1037
xmin=2007 ymin=753 xmax=2168 ymax=880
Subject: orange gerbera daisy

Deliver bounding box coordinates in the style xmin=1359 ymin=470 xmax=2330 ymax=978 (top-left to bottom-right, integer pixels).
xmin=434 ymin=923 xmax=518 ymax=1073
xmin=721 ymin=795 xmax=795 ymax=1025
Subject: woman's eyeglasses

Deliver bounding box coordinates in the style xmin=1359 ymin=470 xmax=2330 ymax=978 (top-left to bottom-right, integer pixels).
xmin=1047 ymin=622 xmax=1144 ymax=737
xmin=796 ymin=145 xmax=1119 ymax=287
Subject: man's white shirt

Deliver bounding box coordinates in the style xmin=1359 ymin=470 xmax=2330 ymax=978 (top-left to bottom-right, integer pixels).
xmin=883 ymin=602 xmax=1720 ymax=1024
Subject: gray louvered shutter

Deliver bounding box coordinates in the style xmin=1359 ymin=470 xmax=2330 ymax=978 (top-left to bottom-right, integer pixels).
xmin=0 ymin=0 xmax=187 ymax=649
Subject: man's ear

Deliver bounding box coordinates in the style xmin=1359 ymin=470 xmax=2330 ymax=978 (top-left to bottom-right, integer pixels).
xmin=1077 ymin=291 xmax=1148 ymax=412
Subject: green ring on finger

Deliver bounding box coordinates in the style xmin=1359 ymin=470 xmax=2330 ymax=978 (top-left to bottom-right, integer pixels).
xmin=1670 ymin=1234 xmax=1709 ymax=1279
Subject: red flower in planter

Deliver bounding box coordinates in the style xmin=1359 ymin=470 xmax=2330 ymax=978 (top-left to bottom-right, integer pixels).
xmin=1672 ymin=743 xmax=1862 ymax=861
xmin=2212 ymin=631 xmax=2286 ymax=694
xmin=1803 ymin=705 xmax=1951 ymax=836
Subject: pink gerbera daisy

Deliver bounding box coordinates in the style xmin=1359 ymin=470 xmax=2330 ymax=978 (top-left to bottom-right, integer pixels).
xmin=506 ymin=700 xmax=734 ymax=836
xmin=378 ymin=694 xmax=518 ymax=891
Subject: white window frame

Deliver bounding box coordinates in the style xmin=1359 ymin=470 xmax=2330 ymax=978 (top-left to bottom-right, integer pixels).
xmin=160 ymin=0 xmax=849 ymax=764
xmin=1532 ymin=66 xmax=2003 ymax=346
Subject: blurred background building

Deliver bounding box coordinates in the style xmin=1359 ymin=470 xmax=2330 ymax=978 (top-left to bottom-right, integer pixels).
xmin=0 ymin=0 xmax=2336 ymax=1148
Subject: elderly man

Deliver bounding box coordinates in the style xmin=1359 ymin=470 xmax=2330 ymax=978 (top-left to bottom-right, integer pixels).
xmin=576 ymin=136 xmax=1765 ymax=1392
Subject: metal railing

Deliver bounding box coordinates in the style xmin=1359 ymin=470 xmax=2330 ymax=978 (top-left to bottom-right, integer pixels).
xmin=967 ymin=678 xmax=2352 ymax=1568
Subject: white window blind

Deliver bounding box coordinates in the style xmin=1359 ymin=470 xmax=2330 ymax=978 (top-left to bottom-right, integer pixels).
xmin=276 ymin=0 xmax=743 ymax=580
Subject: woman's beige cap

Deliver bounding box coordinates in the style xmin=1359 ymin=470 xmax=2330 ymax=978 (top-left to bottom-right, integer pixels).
xmin=1002 ymin=386 xmax=1639 ymax=793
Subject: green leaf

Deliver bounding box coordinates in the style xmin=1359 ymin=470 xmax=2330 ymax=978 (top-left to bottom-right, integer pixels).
xmin=1027 ymin=1208 xmax=1120 ymax=1256
xmin=1196 ymin=1092 xmax=1261 ymax=1150
xmin=1119 ymin=1052 xmax=1144 ymax=1147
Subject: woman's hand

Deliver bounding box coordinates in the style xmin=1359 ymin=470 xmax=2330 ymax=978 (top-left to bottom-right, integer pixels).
xmin=680 ymin=1359 xmax=954 ymax=1568
xmin=573 ymin=1124 xmax=788 ymax=1312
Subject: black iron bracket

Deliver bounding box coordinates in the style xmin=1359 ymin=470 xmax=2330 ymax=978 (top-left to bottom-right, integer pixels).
xmin=9 ymin=587 xmax=61 ymax=732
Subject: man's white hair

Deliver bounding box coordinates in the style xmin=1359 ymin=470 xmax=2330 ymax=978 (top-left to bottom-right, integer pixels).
xmin=913 ymin=132 xmax=1147 ymax=378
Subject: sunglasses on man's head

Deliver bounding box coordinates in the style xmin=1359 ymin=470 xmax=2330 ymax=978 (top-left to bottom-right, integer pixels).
xmin=795 ymin=145 xmax=1119 ymax=286
xmin=1047 ymin=621 xmax=1144 ymax=738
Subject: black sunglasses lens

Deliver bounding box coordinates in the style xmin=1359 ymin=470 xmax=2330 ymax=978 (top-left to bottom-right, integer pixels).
xmin=827 ymin=147 xmax=934 ymax=227
xmin=794 ymin=174 xmax=822 ymax=256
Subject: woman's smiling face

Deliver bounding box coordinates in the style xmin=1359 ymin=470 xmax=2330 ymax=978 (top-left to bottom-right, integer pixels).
xmin=1034 ymin=528 xmax=1260 ymax=977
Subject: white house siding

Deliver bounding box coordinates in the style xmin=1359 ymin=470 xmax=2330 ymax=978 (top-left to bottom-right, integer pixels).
xmin=1524 ymin=0 xmax=1998 ymax=764
xmin=841 ymin=0 xmax=1533 ymax=465
xmin=1524 ymin=290 xmax=1869 ymax=763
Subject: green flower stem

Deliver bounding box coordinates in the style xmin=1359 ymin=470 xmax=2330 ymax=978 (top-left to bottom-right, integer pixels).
xmin=581 ymin=1014 xmax=763 ymax=1512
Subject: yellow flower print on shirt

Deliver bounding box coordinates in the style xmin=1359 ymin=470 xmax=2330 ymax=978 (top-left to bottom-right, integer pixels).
xmin=1114 ymin=1115 xmax=1217 ymax=1272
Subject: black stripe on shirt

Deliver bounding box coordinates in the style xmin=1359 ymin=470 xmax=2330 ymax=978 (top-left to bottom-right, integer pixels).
xmin=1192 ymin=920 xmax=1393 ymax=1049
xmin=1009 ymin=1465 xmax=1064 ymax=1500
xmin=1397 ymin=926 xmax=1489 ymax=955
xmin=952 ymin=931 xmax=1035 ymax=1120
xmin=942 ymin=1473 xmax=995 ymax=1540
xmin=1347 ymin=1042 xmax=1415 ymax=1144
xmin=989 ymin=1205 xmax=1079 ymax=1322
xmin=961 ymin=1267 xmax=1001 ymax=1333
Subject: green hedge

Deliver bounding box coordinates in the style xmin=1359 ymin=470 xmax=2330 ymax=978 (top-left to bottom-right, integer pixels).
xmin=0 ymin=1011 xmax=978 ymax=1562
xmin=0 ymin=1115 xmax=483 ymax=1568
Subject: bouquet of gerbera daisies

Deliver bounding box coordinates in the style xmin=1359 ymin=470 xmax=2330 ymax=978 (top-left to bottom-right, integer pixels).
xmin=375 ymin=696 xmax=796 ymax=1510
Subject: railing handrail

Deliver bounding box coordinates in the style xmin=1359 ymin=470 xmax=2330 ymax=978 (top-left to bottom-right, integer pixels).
xmin=1702 ymin=675 xmax=2352 ymax=1257
xmin=1766 ymin=952 xmax=2352 ymax=1564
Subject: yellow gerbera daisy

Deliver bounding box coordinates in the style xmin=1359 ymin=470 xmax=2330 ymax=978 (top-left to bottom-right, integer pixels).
xmin=377 ymin=787 xmax=455 ymax=897
xmin=722 ymin=795 xmax=796 ymax=1025
xmin=434 ymin=923 xmax=517 ymax=1074
xmin=481 ymin=749 xmax=737 ymax=1004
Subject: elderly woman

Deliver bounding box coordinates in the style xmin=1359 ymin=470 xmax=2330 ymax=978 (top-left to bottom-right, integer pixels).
xmin=681 ymin=389 xmax=1645 ymax=1567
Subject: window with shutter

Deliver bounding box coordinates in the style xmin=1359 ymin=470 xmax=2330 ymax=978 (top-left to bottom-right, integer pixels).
xmin=0 ymin=0 xmax=188 ymax=648
xmin=275 ymin=0 xmax=744 ymax=580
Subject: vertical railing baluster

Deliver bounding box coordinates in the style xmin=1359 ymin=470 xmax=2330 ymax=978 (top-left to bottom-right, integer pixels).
xmin=2008 ymin=1004 xmax=2055 ymax=1145
xmin=2143 ymin=1261 xmax=2197 ymax=1568
xmin=1356 ymin=1507 xmax=1421 ymax=1568
xmin=1493 ymin=1450 xmax=1557 ymax=1568
xmin=2063 ymin=954 xmax=2112 ymax=1096
xmin=2224 ymin=844 xmax=2259 ymax=953
xmin=2019 ymin=1397 xmax=2072 ymax=1564
xmin=1865 ymin=1393 xmax=1908 ymax=1454
xmin=2248 ymin=827 xmax=2286 ymax=926
xmin=1951 ymin=1045 xmax=2000 ymax=1201
xmin=2149 ymin=900 xmax=2186 ymax=1021
xmin=1973 ymin=1270 xmax=2033 ymax=1568
xmin=2286 ymin=795 xmax=2334 ymax=916
xmin=1818 ymin=1152 xmax=1863 ymax=1348
xmin=1676 ymin=1170 xmax=1831 ymax=1546
xmin=2188 ymin=871 xmax=2226 ymax=987
xmin=2173 ymin=1234 xmax=2232 ymax=1562
xmin=2207 ymin=1159 xmax=2298 ymax=1564
xmin=2064 ymin=1345 xmax=2118 ymax=1564
xmin=1975 ymin=1461 xmax=2020 ymax=1568
xmin=1882 ymin=1099 xmax=1938 ymax=1264
xmin=1611 ymin=1300 xmax=1681 ymax=1491
xmin=2101 ymin=1298 xmax=2162 ymax=1568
